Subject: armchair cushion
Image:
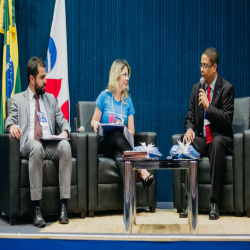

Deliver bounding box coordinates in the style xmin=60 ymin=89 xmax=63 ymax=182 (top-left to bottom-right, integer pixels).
xmin=76 ymin=101 xmax=96 ymax=132
xmin=98 ymin=157 xmax=122 ymax=184
xmin=197 ymin=156 xmax=233 ymax=184
xmin=232 ymin=97 xmax=250 ymax=134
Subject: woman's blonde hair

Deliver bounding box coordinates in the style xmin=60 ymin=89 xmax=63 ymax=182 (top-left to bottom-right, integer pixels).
xmin=105 ymin=59 xmax=131 ymax=105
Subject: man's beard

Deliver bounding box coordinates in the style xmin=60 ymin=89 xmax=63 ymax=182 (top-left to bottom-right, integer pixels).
xmin=34 ymin=81 xmax=45 ymax=95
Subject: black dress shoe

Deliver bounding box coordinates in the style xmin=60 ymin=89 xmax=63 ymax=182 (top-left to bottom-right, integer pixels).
xmin=179 ymin=206 xmax=188 ymax=218
xmin=33 ymin=206 xmax=46 ymax=228
xmin=59 ymin=204 xmax=69 ymax=224
xmin=209 ymin=203 xmax=219 ymax=220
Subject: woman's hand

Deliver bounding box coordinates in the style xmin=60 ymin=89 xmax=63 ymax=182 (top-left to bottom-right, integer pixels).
xmin=91 ymin=106 xmax=102 ymax=133
xmin=93 ymin=120 xmax=100 ymax=134
xmin=127 ymin=114 xmax=135 ymax=136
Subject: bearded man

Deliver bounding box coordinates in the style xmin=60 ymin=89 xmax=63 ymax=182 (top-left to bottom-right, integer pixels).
xmin=5 ymin=57 xmax=72 ymax=227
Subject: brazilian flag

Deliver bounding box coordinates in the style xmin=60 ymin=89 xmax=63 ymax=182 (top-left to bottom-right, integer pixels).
xmin=0 ymin=0 xmax=21 ymax=133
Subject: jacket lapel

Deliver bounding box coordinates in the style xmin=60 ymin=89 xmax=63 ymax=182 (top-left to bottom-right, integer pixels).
xmin=199 ymin=83 xmax=204 ymax=128
xmin=211 ymin=74 xmax=222 ymax=105
xmin=23 ymin=89 xmax=30 ymax=125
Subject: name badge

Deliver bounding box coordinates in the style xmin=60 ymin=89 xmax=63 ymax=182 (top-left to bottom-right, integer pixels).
xmin=204 ymin=110 xmax=211 ymax=125
xmin=113 ymin=115 xmax=124 ymax=124
xmin=36 ymin=111 xmax=49 ymax=127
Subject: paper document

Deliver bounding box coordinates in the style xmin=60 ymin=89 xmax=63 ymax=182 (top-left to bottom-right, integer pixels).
xmin=40 ymin=135 xmax=70 ymax=140
xmin=98 ymin=123 xmax=124 ymax=136
xmin=98 ymin=123 xmax=134 ymax=148
xmin=123 ymin=126 xmax=134 ymax=148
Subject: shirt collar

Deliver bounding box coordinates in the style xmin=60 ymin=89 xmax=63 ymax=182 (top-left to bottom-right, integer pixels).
xmin=206 ymin=74 xmax=217 ymax=91
xmin=28 ymin=87 xmax=41 ymax=101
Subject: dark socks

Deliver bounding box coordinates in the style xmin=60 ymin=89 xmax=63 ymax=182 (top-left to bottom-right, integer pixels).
xmin=60 ymin=199 xmax=67 ymax=206
xmin=210 ymin=197 xmax=217 ymax=204
xmin=33 ymin=200 xmax=40 ymax=207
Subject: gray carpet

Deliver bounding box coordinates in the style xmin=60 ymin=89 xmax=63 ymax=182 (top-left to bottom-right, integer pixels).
xmin=0 ymin=202 xmax=172 ymax=234
xmin=1 ymin=203 xmax=249 ymax=235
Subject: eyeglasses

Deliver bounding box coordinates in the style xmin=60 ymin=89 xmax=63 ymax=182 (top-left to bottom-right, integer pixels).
xmin=200 ymin=63 xmax=214 ymax=70
xmin=121 ymin=73 xmax=130 ymax=78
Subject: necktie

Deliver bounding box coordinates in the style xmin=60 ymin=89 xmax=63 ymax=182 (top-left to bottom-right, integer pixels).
xmin=34 ymin=94 xmax=42 ymax=144
xmin=205 ymin=86 xmax=213 ymax=144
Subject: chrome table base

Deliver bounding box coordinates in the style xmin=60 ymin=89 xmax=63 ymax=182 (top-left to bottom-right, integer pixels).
xmin=124 ymin=160 xmax=198 ymax=234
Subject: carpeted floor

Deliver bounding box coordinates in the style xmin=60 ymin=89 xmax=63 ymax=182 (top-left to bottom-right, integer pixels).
xmin=41 ymin=208 xmax=250 ymax=235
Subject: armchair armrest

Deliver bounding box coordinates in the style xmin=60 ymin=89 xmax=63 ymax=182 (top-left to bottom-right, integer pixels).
xmin=0 ymin=134 xmax=20 ymax=217
xmin=172 ymin=134 xmax=183 ymax=146
xmin=233 ymin=133 xmax=244 ymax=212
xmin=244 ymin=129 xmax=250 ymax=212
xmin=87 ymin=132 xmax=98 ymax=211
xmin=70 ymin=132 xmax=88 ymax=212
xmin=74 ymin=117 xmax=78 ymax=132
xmin=134 ymin=132 xmax=156 ymax=147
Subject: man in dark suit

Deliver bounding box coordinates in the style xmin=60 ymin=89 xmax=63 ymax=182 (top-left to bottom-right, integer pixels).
xmin=180 ymin=48 xmax=234 ymax=220
xmin=5 ymin=57 xmax=72 ymax=227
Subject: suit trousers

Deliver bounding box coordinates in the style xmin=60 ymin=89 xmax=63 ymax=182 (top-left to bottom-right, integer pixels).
xmin=21 ymin=139 xmax=72 ymax=201
xmin=98 ymin=129 xmax=132 ymax=182
xmin=185 ymin=134 xmax=233 ymax=204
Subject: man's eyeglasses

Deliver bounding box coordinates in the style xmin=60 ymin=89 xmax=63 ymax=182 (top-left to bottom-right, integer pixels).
xmin=121 ymin=73 xmax=130 ymax=78
xmin=200 ymin=63 xmax=214 ymax=70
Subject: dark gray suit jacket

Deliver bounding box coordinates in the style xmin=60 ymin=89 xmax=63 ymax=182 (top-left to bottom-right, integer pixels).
xmin=5 ymin=88 xmax=71 ymax=150
xmin=185 ymin=74 xmax=235 ymax=138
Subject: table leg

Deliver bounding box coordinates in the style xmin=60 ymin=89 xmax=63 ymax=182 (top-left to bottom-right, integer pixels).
xmin=124 ymin=161 xmax=134 ymax=233
xmin=187 ymin=160 xmax=198 ymax=233
xmin=132 ymin=168 xmax=137 ymax=226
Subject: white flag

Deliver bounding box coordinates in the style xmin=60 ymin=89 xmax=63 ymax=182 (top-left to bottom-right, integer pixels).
xmin=46 ymin=0 xmax=70 ymax=121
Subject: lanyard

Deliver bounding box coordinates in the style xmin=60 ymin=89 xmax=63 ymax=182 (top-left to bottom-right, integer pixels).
xmin=112 ymin=93 xmax=122 ymax=118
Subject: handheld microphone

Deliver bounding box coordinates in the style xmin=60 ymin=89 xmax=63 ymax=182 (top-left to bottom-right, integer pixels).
xmin=199 ymin=77 xmax=205 ymax=110
xmin=200 ymin=77 xmax=205 ymax=90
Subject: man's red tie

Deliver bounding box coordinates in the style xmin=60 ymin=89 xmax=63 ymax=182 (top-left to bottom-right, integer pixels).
xmin=205 ymin=86 xmax=213 ymax=144
xmin=34 ymin=94 xmax=42 ymax=144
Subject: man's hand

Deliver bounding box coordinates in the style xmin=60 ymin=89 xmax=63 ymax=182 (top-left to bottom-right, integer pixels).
xmin=183 ymin=129 xmax=195 ymax=143
xmin=9 ymin=125 xmax=22 ymax=139
xmin=60 ymin=130 xmax=68 ymax=139
xmin=198 ymin=89 xmax=209 ymax=110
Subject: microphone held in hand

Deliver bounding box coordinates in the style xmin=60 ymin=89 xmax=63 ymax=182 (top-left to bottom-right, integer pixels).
xmin=199 ymin=77 xmax=205 ymax=110
xmin=200 ymin=77 xmax=205 ymax=90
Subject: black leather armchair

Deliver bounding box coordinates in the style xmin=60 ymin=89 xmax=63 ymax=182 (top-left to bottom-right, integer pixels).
xmin=172 ymin=97 xmax=250 ymax=216
xmin=75 ymin=101 xmax=157 ymax=217
xmin=0 ymin=99 xmax=88 ymax=225
xmin=243 ymin=99 xmax=250 ymax=217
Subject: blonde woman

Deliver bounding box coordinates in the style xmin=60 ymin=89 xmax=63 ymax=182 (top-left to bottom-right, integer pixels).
xmin=91 ymin=59 xmax=155 ymax=188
